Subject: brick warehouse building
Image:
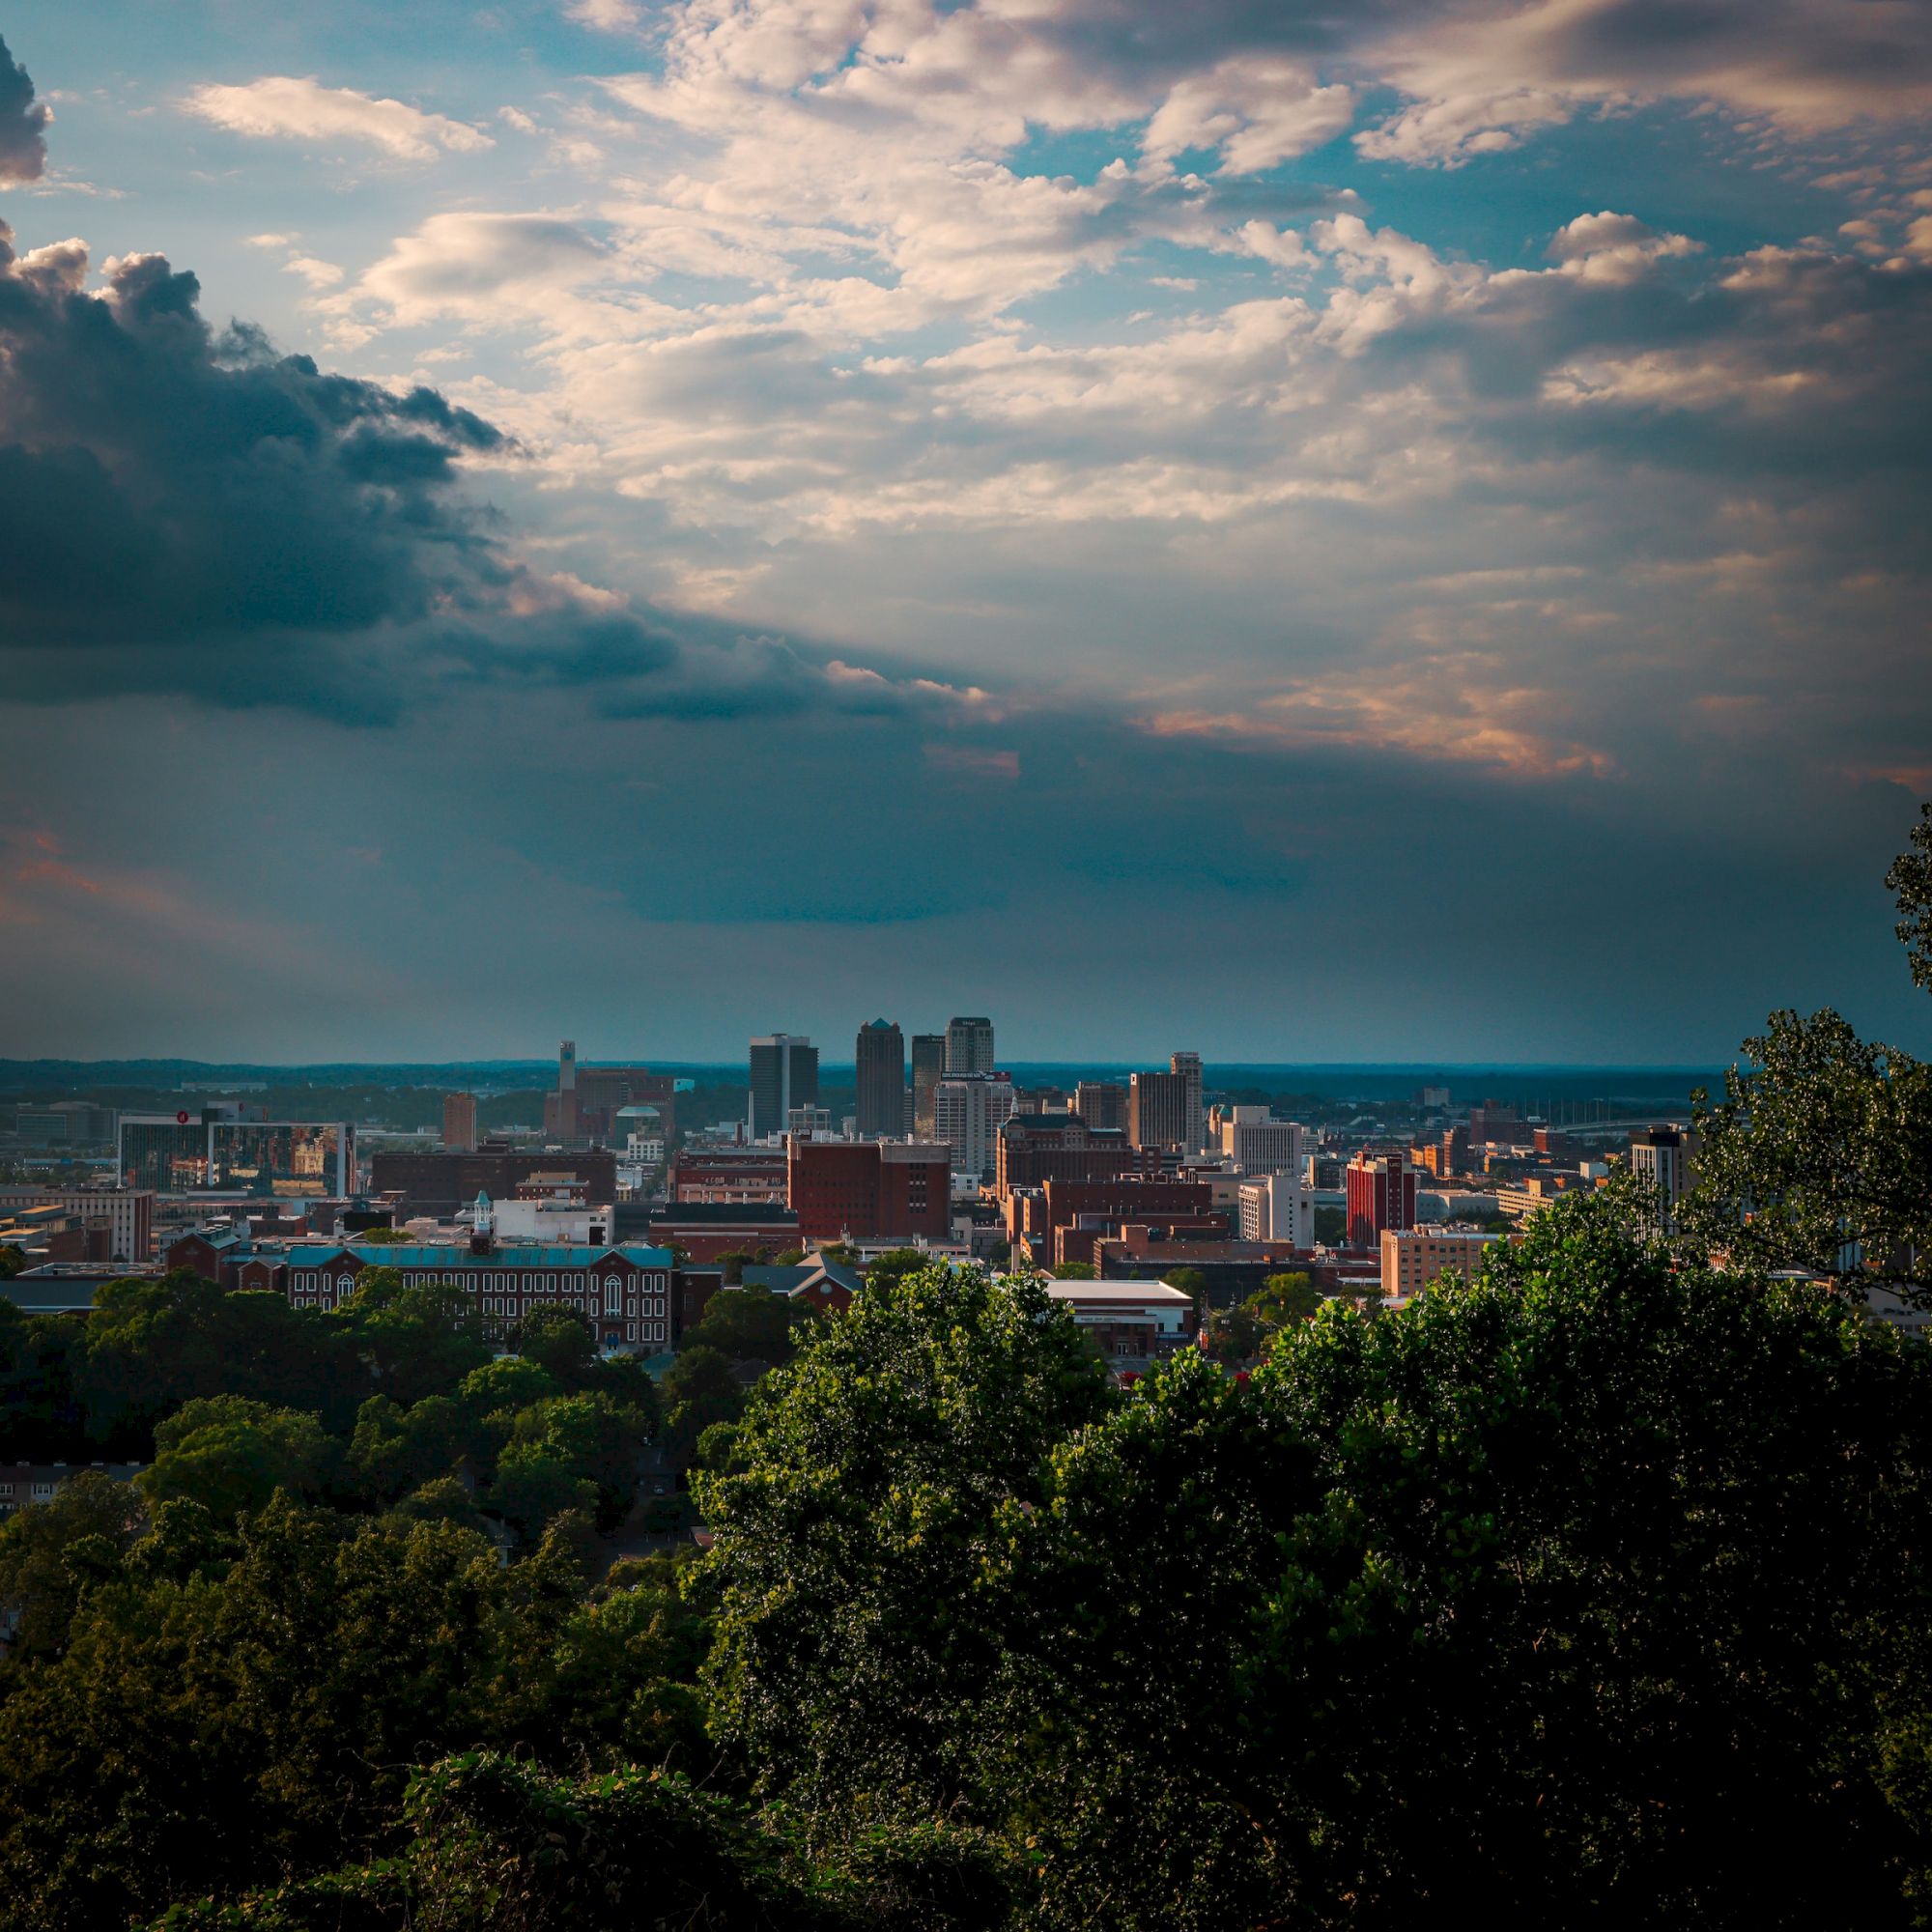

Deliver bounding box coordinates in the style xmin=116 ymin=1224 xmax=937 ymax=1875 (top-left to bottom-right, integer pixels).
xmin=995 ymin=1114 xmax=1161 ymax=1201
xmin=787 ymin=1139 xmax=952 ymax=1244
xmin=370 ymin=1146 xmax=618 ymax=1219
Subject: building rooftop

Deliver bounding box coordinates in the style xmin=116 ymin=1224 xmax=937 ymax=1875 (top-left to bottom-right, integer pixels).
xmin=1044 ymin=1279 xmax=1195 ymax=1304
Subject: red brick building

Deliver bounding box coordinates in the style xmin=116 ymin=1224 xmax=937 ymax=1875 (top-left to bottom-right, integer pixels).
xmin=787 ymin=1140 xmax=951 ymax=1243
xmin=1346 ymin=1151 xmax=1417 ymax=1250
xmin=995 ymin=1114 xmax=1160 ymax=1201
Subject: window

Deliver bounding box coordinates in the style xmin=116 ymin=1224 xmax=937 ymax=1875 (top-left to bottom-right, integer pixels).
xmin=604 ymin=1276 xmax=621 ymax=1315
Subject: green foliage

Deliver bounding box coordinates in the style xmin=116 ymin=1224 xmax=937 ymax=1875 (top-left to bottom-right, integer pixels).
xmin=348 ymin=1394 xmax=467 ymax=1504
xmin=353 ymin=1227 xmax=412 ymax=1245
xmin=1204 ymin=1270 xmax=1321 ymax=1363
xmin=992 ymin=1194 xmax=1932 ymax=1926
xmin=0 ymin=1468 xmax=145 ymax=1658
xmin=0 ymin=1494 xmax=726 ymax=1931
xmin=140 ymin=1395 xmax=337 ymax=1520
xmin=1887 ymin=797 xmax=1932 ymax=993
xmin=1051 ymin=1261 xmax=1094 ymax=1280
xmin=335 ymin=1269 xmax=493 ymax=1406
xmin=1682 ymin=1008 xmax=1932 ymax=1300
xmin=81 ymin=1272 xmax=357 ymax=1453
xmin=511 ymin=1306 xmax=596 ymax=1384
xmin=862 ymin=1251 xmax=928 ymax=1293
xmin=1313 ymin=1203 xmax=1346 ymax=1244
xmin=680 ymin=1286 xmax=812 ymax=1366
xmin=660 ymin=1343 xmax=746 ymax=1466
xmin=696 ymin=1264 xmax=1112 ymax=1817
xmin=0 ymin=1244 xmax=25 ymax=1280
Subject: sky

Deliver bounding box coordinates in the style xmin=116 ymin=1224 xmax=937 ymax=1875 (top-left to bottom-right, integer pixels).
xmin=0 ymin=0 xmax=1928 ymax=1065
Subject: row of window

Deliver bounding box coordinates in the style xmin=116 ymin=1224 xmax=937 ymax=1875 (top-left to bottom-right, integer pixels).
xmin=289 ymin=1268 xmax=669 ymax=1294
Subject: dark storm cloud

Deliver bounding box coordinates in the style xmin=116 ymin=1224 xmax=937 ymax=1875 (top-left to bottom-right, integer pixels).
xmin=0 ymin=224 xmax=980 ymax=725
xmin=0 ymin=35 xmax=48 ymax=186
xmin=0 ymin=230 xmax=503 ymax=697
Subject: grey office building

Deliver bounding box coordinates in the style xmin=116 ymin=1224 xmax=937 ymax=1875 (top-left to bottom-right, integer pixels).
xmin=945 ymin=1016 xmax=995 ymax=1076
xmin=855 ymin=1019 xmax=907 ymax=1139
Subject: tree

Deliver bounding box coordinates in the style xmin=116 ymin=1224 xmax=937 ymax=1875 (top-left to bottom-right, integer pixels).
xmin=334 ymin=1269 xmax=492 ymax=1406
xmin=348 ymin=1393 xmax=468 ymax=1503
xmin=862 ymin=1249 xmax=928 ymax=1294
xmin=0 ymin=1244 xmax=25 ymax=1281
xmin=0 ymin=1468 xmax=145 ymax=1659
xmin=139 ymin=1394 xmax=337 ymax=1520
xmin=1887 ymin=797 xmax=1932 ymax=992
xmin=659 ymin=1345 xmax=745 ymax=1466
xmin=696 ymin=1264 xmax=1114 ymax=1819
xmin=514 ymin=1306 xmax=598 ymax=1385
xmin=1679 ymin=799 xmax=1932 ymax=1305
xmin=502 ymin=1392 xmax=651 ymax=1533
xmin=679 ymin=1286 xmax=812 ymax=1366
xmin=1052 ymin=1261 xmax=1094 ymax=1281
xmin=1681 ymin=1009 xmax=1932 ymax=1300
xmin=989 ymin=1194 xmax=1932 ymax=1928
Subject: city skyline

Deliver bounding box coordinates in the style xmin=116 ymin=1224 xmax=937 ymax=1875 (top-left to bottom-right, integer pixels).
xmin=1 ymin=3 xmax=1928 ymax=1064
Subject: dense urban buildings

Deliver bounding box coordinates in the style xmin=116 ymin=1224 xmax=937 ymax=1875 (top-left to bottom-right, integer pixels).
xmin=1380 ymin=1227 xmax=1503 ymax=1299
xmin=1070 ymin=1080 xmax=1127 ymax=1132
xmin=1630 ymin=1126 xmax=1696 ymax=1233
xmin=854 ymin=1019 xmax=907 ymax=1138
xmin=542 ymin=1042 xmax=676 ymax=1144
xmin=749 ymin=1034 xmax=819 ymax=1141
xmin=995 ymin=1111 xmax=1155 ymax=1198
xmin=0 ymin=1186 xmax=153 ymax=1264
xmin=119 ymin=1112 xmax=355 ymax=1197
xmin=1171 ymin=1051 xmax=1204 ymax=1151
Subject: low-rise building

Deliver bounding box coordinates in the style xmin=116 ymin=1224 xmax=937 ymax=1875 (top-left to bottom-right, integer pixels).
xmin=1379 ymin=1227 xmax=1503 ymax=1301
xmin=1043 ymin=1279 xmax=1197 ymax=1371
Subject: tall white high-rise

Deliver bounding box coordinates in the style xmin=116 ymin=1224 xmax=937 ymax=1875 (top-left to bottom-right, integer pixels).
xmin=932 ymin=1072 xmax=1014 ymax=1179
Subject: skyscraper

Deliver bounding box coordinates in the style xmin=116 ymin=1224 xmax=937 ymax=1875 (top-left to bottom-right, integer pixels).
xmin=750 ymin=1035 xmax=818 ymax=1141
xmin=945 ymin=1015 xmax=995 ymax=1075
xmin=1171 ymin=1051 xmax=1204 ymax=1152
xmin=855 ymin=1019 xmax=907 ymax=1138
xmin=911 ymin=1033 xmax=947 ymax=1136
xmin=1128 ymin=1069 xmax=1191 ymax=1151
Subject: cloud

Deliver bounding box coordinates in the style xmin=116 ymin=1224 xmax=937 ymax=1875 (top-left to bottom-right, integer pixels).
xmin=1357 ymin=0 xmax=1932 ymax=165
xmin=565 ymin=0 xmax=645 ymax=30
xmin=183 ymin=76 xmax=492 ymax=160
xmin=0 ymin=222 xmax=502 ymax=710
xmin=0 ymin=216 xmax=1006 ymax=729
xmin=1142 ymin=58 xmax=1355 ymax=175
xmin=0 ymin=34 xmax=50 ymax=186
